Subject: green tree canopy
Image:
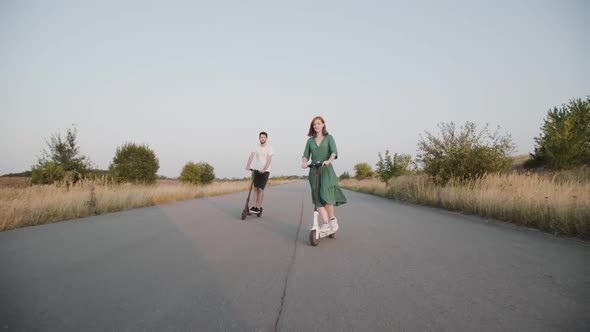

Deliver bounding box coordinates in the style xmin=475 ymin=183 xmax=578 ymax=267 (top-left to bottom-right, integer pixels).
xmin=179 ymin=161 xmax=215 ymax=185
xmin=354 ymin=162 xmax=373 ymax=180
xmin=530 ymin=97 xmax=590 ymax=169
xmin=109 ymin=143 xmax=160 ymax=184
xmin=31 ymin=126 xmax=90 ymax=184
xmin=375 ymin=150 xmax=412 ymax=183
xmin=417 ymin=122 xmax=515 ymax=184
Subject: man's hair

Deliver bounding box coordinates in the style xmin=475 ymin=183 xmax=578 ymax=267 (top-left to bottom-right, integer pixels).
xmin=259 ymin=131 xmax=268 ymax=138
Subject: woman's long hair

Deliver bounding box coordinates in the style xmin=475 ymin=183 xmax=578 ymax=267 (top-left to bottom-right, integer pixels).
xmin=307 ymin=116 xmax=329 ymax=137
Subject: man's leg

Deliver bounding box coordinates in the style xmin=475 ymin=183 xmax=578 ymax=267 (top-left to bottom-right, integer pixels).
xmin=256 ymin=172 xmax=269 ymax=209
xmin=256 ymin=189 xmax=265 ymax=208
xmin=251 ymin=187 xmax=260 ymax=211
xmin=252 ymin=187 xmax=260 ymax=207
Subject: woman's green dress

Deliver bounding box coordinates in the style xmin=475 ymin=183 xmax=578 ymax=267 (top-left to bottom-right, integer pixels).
xmin=303 ymin=134 xmax=347 ymax=207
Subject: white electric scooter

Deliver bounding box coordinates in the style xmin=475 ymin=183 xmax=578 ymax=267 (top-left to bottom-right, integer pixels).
xmin=308 ymin=162 xmax=336 ymax=246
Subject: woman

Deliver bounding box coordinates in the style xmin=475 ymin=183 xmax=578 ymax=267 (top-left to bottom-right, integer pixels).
xmin=301 ymin=116 xmax=347 ymax=232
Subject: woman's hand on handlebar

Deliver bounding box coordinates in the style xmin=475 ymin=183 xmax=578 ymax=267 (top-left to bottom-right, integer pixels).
xmin=322 ymin=160 xmax=331 ymax=167
xmin=301 ymin=162 xmax=309 ymax=169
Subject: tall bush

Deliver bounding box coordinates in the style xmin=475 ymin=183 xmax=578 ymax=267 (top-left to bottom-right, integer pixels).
xmin=354 ymin=163 xmax=373 ymax=180
xmin=109 ymin=143 xmax=159 ymax=184
xmin=31 ymin=126 xmax=90 ymax=184
xmin=417 ymin=122 xmax=515 ymax=184
xmin=180 ymin=161 xmax=215 ymax=185
xmin=375 ymin=150 xmax=412 ymax=183
xmin=529 ymin=97 xmax=590 ymax=169
xmin=31 ymin=162 xmax=65 ymax=185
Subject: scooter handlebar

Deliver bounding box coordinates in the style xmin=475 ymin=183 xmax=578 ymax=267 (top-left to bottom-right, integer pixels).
xmin=308 ymin=162 xmax=324 ymax=168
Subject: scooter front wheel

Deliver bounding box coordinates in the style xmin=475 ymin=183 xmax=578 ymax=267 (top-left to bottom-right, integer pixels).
xmin=241 ymin=209 xmax=247 ymax=220
xmin=329 ymin=233 xmax=335 ymax=239
xmin=309 ymin=230 xmax=319 ymax=246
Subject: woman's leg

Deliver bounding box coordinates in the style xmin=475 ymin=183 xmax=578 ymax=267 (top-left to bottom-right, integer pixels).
xmin=318 ymin=206 xmax=329 ymax=224
xmin=325 ymin=204 xmax=335 ymax=219
xmin=326 ymin=204 xmax=339 ymax=231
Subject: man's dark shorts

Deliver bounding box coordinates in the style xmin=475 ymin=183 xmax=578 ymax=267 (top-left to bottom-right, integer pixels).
xmin=253 ymin=171 xmax=270 ymax=190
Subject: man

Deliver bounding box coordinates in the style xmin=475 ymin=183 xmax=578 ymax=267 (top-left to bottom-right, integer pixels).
xmin=245 ymin=131 xmax=274 ymax=214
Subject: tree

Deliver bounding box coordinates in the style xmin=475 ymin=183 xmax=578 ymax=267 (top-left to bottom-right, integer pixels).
xmin=375 ymin=150 xmax=412 ymax=183
xmin=339 ymin=171 xmax=351 ymax=180
xmin=417 ymin=122 xmax=515 ymax=184
xmin=1 ymin=171 xmax=32 ymax=177
xmin=31 ymin=162 xmax=65 ymax=185
xmin=31 ymin=126 xmax=90 ymax=184
xmin=109 ymin=143 xmax=159 ymax=184
xmin=353 ymin=163 xmax=373 ymax=180
xmin=529 ymin=97 xmax=590 ymax=169
xmin=179 ymin=161 xmax=216 ymax=185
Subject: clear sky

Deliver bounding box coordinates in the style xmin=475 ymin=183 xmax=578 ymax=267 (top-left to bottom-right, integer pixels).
xmin=1 ymin=0 xmax=588 ymax=178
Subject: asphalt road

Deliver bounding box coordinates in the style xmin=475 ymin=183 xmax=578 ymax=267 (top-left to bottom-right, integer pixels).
xmin=1 ymin=182 xmax=589 ymax=331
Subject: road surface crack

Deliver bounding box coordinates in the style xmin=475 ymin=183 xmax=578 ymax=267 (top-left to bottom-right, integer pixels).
xmin=273 ymin=190 xmax=305 ymax=332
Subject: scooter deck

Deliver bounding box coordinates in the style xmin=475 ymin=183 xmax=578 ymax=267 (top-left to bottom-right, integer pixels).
xmin=315 ymin=228 xmax=336 ymax=238
xmin=245 ymin=207 xmax=263 ymax=217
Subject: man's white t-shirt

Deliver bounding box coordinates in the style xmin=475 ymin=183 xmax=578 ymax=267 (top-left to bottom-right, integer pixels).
xmin=251 ymin=144 xmax=274 ymax=172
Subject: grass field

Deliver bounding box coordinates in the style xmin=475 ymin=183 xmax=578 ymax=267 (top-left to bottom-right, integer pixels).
xmin=0 ymin=177 xmax=301 ymax=232
xmin=341 ymin=167 xmax=590 ymax=240
xmin=0 ymin=177 xmax=29 ymax=188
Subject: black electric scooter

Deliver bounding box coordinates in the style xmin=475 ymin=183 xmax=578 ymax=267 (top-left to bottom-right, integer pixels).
xmin=241 ymin=169 xmax=263 ymax=220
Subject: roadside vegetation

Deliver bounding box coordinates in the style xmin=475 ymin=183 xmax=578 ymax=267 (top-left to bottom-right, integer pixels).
xmin=0 ymin=177 xmax=299 ymax=232
xmin=1 ymin=126 xmax=300 ymax=231
xmin=4 ymin=96 xmax=588 ymax=237
xmin=342 ymin=96 xmax=590 ymax=240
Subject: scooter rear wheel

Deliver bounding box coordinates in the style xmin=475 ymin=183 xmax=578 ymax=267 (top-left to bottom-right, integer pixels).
xmin=309 ymin=230 xmax=319 ymax=246
xmin=329 ymin=233 xmax=335 ymax=239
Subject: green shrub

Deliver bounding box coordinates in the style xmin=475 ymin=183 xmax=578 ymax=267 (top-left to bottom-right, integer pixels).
xmin=375 ymin=150 xmax=412 ymax=183
xmin=354 ymin=163 xmax=373 ymax=180
xmin=31 ymin=162 xmax=65 ymax=185
xmin=31 ymin=126 xmax=90 ymax=184
xmin=179 ymin=161 xmax=215 ymax=185
xmin=417 ymin=122 xmax=515 ymax=184
xmin=530 ymin=96 xmax=590 ymax=170
xmin=339 ymin=171 xmax=351 ymax=180
xmin=109 ymin=143 xmax=159 ymax=184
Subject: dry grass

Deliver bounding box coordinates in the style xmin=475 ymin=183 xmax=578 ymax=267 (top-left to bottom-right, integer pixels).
xmin=0 ymin=177 xmax=29 ymax=188
xmin=533 ymin=166 xmax=590 ymax=184
xmin=339 ymin=178 xmax=389 ymax=196
xmin=0 ymin=177 xmax=300 ymax=232
xmin=511 ymin=154 xmax=530 ymax=170
xmin=341 ymin=170 xmax=590 ymax=239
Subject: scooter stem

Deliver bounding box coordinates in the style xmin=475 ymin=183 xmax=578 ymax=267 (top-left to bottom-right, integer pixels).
xmin=312 ymin=211 xmax=319 ymax=230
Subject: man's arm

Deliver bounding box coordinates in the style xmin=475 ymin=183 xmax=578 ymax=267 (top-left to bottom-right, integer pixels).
xmin=262 ymin=155 xmax=273 ymax=172
xmin=246 ymin=152 xmax=254 ymax=171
